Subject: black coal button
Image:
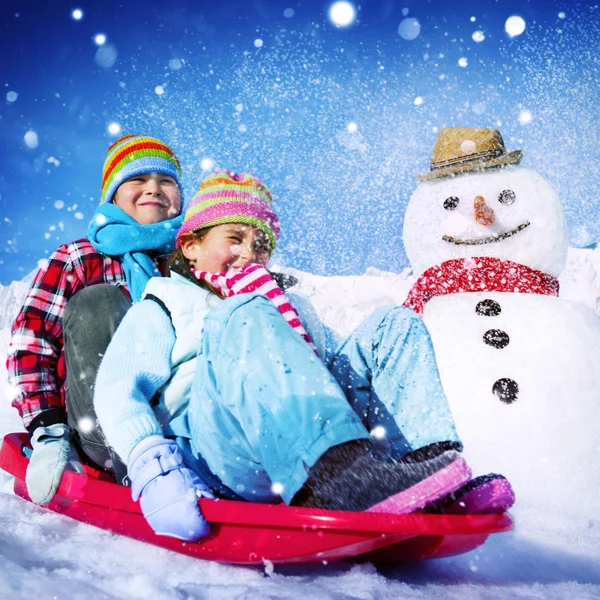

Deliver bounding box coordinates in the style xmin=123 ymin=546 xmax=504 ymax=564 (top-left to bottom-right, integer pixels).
xmin=483 ymin=329 xmax=510 ymax=349
xmin=476 ymin=299 xmax=501 ymax=316
xmin=492 ymin=378 xmax=519 ymax=404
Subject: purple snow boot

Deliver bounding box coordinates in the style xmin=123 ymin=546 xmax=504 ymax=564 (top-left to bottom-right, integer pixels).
xmin=292 ymin=440 xmax=472 ymax=514
xmin=424 ymin=473 xmax=516 ymax=514
xmin=365 ymin=456 xmax=473 ymax=514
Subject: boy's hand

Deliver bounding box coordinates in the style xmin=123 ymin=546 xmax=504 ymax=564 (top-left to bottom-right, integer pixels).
xmin=26 ymin=423 xmax=83 ymax=505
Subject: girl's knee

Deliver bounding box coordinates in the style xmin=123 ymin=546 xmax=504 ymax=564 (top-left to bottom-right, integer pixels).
xmin=209 ymin=294 xmax=279 ymax=325
xmin=384 ymin=305 xmax=426 ymax=328
xmin=364 ymin=305 xmax=425 ymax=332
xmin=229 ymin=294 xmax=273 ymax=313
xmin=369 ymin=306 xmax=431 ymax=349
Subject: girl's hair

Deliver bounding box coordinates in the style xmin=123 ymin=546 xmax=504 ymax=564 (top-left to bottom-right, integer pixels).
xmin=168 ymin=226 xmax=210 ymax=268
xmin=168 ymin=226 xmax=226 ymax=298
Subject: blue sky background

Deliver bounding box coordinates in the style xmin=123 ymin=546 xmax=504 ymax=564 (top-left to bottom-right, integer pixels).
xmin=1 ymin=0 xmax=598 ymax=283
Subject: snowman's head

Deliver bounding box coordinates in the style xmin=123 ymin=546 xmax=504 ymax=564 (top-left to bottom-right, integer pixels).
xmin=403 ymin=166 xmax=568 ymax=277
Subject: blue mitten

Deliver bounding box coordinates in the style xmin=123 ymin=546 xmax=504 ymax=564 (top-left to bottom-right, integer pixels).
xmin=128 ymin=437 xmax=213 ymax=542
xmin=26 ymin=423 xmax=83 ymax=506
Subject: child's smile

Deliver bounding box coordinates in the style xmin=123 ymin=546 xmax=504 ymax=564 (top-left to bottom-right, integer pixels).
xmin=113 ymin=173 xmax=181 ymax=225
xmin=182 ymin=223 xmax=271 ymax=273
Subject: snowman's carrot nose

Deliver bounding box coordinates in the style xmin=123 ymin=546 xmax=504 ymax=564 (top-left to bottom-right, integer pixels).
xmin=474 ymin=195 xmax=495 ymax=226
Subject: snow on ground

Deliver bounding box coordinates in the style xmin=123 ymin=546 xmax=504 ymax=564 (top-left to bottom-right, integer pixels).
xmin=1 ymin=252 xmax=600 ymax=599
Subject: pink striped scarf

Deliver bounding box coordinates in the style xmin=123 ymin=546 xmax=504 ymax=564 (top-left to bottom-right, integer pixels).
xmin=192 ymin=263 xmax=318 ymax=354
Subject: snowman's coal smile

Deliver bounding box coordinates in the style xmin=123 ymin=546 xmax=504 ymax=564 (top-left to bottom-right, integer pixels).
xmin=442 ymin=221 xmax=530 ymax=246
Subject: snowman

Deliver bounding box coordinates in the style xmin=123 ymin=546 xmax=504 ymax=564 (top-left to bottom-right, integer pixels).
xmin=402 ymin=127 xmax=600 ymax=515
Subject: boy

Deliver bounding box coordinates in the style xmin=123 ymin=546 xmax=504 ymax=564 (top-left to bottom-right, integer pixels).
xmin=7 ymin=134 xmax=184 ymax=504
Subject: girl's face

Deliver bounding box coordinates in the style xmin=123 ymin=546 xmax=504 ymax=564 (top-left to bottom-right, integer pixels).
xmin=113 ymin=172 xmax=181 ymax=224
xmin=181 ymin=223 xmax=271 ymax=273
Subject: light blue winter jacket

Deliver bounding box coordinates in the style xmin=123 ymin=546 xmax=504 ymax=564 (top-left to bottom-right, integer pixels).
xmin=143 ymin=271 xmax=328 ymax=436
xmin=94 ymin=268 xmax=330 ymax=464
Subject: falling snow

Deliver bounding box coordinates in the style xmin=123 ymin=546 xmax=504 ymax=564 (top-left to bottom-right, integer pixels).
xmin=23 ymin=131 xmax=38 ymax=149
xmin=200 ymin=158 xmax=215 ymax=171
xmin=95 ymin=44 xmax=118 ymax=68
xmin=1 ymin=2 xmax=599 ymax=286
xmin=519 ymin=110 xmax=533 ymax=125
xmin=398 ymin=18 xmax=421 ymax=41
xmin=1 ymin=19 xmax=600 ymax=598
xmin=271 ymin=482 xmax=284 ymax=495
xmin=505 ymin=15 xmax=526 ymax=37
xmin=328 ymin=1 xmax=356 ymax=28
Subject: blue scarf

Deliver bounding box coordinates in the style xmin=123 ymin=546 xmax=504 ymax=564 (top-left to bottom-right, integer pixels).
xmin=87 ymin=204 xmax=184 ymax=302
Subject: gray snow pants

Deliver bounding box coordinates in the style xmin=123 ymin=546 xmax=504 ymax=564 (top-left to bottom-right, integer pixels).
xmin=63 ymin=284 xmax=130 ymax=482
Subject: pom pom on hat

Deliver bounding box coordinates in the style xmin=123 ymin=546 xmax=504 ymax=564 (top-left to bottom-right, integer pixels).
xmin=101 ymin=135 xmax=183 ymax=204
xmin=176 ymin=170 xmax=280 ymax=254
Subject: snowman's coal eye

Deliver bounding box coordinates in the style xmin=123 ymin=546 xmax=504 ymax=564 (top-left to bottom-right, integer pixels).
xmin=443 ymin=196 xmax=460 ymax=210
xmin=499 ymin=189 xmax=516 ymax=205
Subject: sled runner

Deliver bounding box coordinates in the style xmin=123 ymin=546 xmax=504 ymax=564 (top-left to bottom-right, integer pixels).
xmin=0 ymin=433 xmax=513 ymax=565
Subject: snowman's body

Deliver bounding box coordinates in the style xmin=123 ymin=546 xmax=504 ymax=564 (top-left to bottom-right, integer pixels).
xmin=422 ymin=292 xmax=600 ymax=512
xmin=404 ymin=166 xmax=600 ymax=514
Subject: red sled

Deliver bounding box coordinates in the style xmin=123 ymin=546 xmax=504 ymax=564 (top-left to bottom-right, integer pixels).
xmin=0 ymin=432 xmax=513 ymax=565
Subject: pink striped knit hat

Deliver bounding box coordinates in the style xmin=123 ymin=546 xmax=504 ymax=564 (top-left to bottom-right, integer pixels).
xmin=176 ymin=170 xmax=280 ymax=254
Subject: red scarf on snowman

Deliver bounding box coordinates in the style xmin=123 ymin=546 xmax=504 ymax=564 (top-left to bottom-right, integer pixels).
xmin=403 ymin=257 xmax=559 ymax=315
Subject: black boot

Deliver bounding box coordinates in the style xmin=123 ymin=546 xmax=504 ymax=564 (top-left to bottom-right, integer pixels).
xmin=291 ymin=439 xmax=462 ymax=512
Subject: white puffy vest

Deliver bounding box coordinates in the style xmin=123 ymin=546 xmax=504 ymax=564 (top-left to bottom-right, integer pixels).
xmin=142 ymin=272 xmax=221 ymax=434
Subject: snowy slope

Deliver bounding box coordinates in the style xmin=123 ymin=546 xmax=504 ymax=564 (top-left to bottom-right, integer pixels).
xmin=1 ymin=253 xmax=600 ymax=599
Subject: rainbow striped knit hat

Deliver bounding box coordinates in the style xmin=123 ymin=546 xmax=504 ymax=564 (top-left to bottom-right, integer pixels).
xmin=176 ymin=170 xmax=280 ymax=253
xmin=101 ymin=134 xmax=183 ymax=204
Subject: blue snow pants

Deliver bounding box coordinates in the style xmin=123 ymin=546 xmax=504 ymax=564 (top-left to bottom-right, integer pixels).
xmin=327 ymin=306 xmax=461 ymax=458
xmin=183 ymin=295 xmax=461 ymax=504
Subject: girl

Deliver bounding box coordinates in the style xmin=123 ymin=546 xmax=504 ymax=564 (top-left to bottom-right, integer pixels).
xmin=94 ymin=171 xmax=514 ymax=542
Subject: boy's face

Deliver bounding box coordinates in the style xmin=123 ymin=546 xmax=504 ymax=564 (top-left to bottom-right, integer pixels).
xmin=113 ymin=172 xmax=181 ymax=224
xmin=181 ymin=223 xmax=271 ymax=273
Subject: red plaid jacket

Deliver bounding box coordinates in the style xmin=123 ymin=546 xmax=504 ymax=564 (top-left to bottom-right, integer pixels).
xmin=6 ymin=238 xmax=133 ymax=431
